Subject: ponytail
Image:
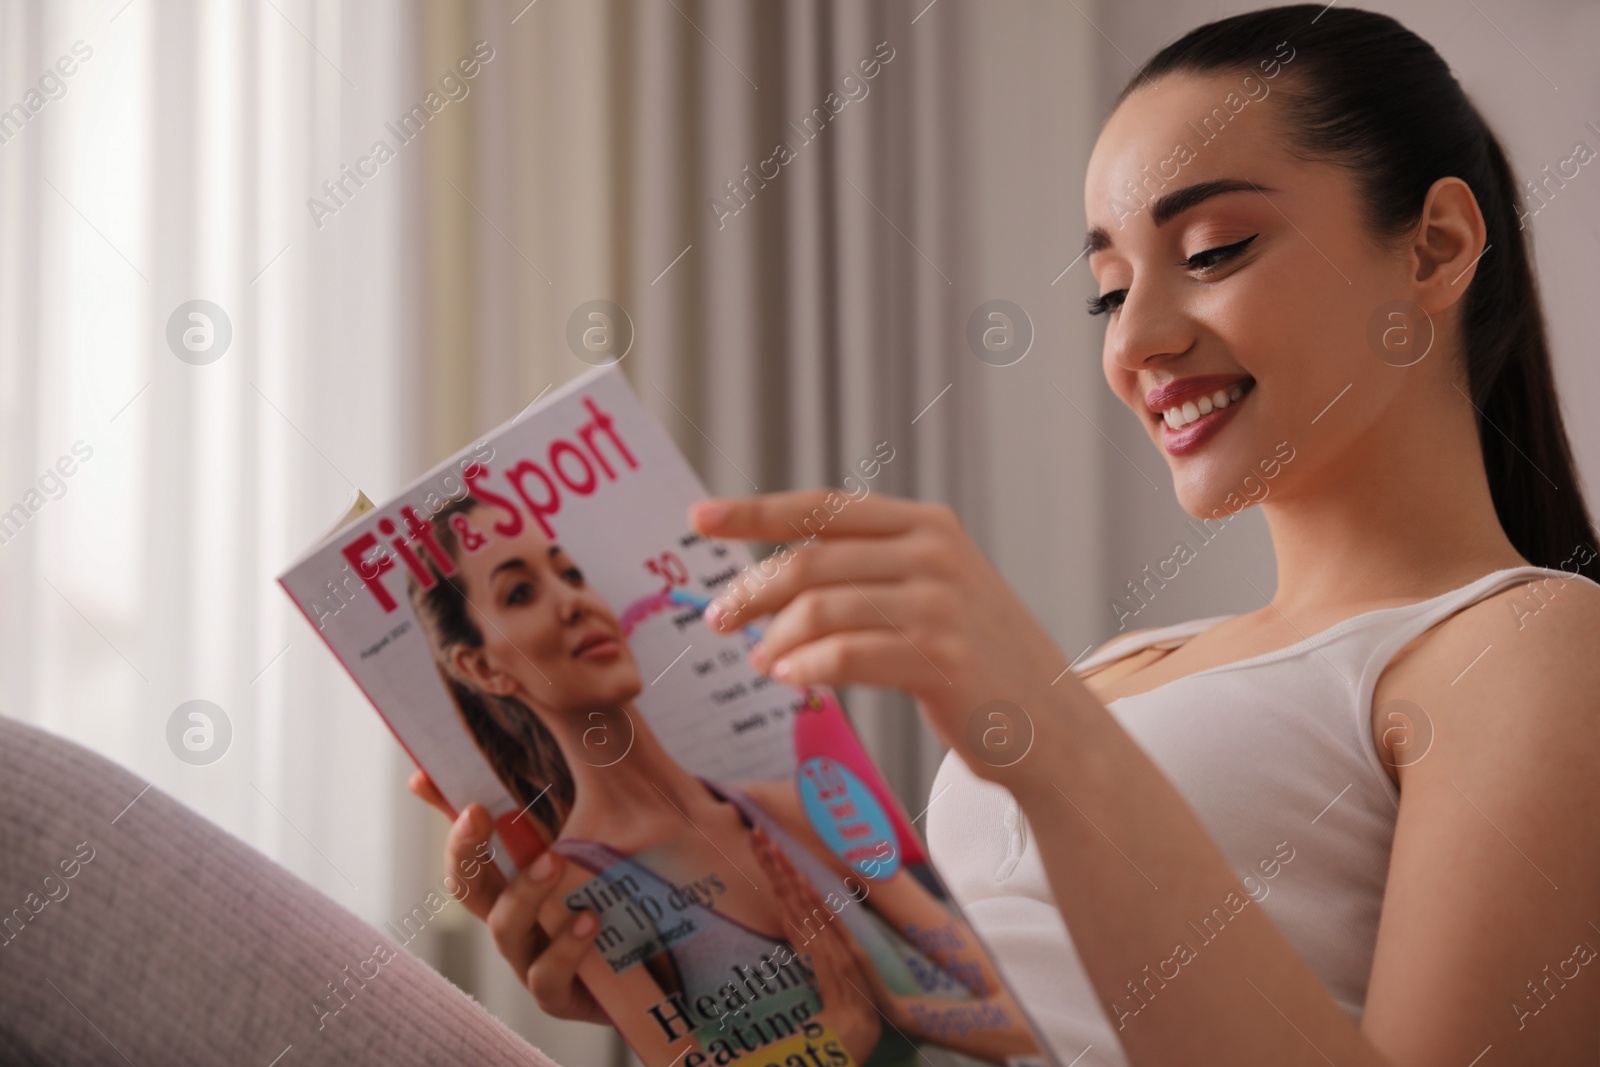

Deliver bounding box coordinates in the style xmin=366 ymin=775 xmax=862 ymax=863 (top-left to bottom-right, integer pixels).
xmin=1465 ymin=129 xmax=1597 ymax=579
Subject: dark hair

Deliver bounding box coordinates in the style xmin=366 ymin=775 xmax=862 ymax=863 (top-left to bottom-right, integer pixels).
xmin=1119 ymin=5 xmax=1597 ymax=580
xmin=407 ymin=494 xmax=575 ymax=835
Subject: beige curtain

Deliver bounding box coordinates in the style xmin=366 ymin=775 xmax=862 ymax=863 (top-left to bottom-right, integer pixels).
xmin=0 ymin=0 xmax=432 ymax=932
xmin=1 ymin=0 xmax=1103 ymax=1058
xmin=405 ymin=1 xmax=1103 ymax=1059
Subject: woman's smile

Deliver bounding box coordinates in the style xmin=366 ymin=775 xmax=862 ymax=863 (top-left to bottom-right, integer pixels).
xmin=572 ymin=632 xmax=622 ymax=661
xmin=1146 ymin=374 xmax=1256 ymax=456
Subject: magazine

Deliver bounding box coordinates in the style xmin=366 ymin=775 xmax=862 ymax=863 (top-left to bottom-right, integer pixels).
xmin=277 ymin=365 xmax=1060 ymax=1067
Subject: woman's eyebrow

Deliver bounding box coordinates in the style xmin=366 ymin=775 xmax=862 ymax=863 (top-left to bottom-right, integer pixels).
xmin=490 ymin=546 xmax=561 ymax=579
xmin=1084 ymin=178 xmax=1273 ymax=256
xmin=490 ymin=558 xmax=533 ymax=578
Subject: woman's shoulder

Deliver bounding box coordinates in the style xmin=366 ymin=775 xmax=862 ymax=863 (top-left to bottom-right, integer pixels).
xmin=1415 ymin=565 xmax=1598 ymax=654
xmin=1470 ymin=567 xmax=1600 ymax=671
xmin=1381 ymin=566 xmax=1600 ymax=722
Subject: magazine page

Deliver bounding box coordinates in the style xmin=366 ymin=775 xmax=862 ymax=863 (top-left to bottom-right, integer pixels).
xmin=278 ymin=365 xmax=1060 ymax=1067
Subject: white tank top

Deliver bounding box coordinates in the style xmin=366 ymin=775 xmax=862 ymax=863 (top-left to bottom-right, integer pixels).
xmin=926 ymin=564 xmax=1593 ymax=1067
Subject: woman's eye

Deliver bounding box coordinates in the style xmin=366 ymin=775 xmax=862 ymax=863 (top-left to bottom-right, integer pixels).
xmin=1184 ymin=233 xmax=1258 ymax=272
xmin=561 ymin=565 xmax=585 ymax=586
xmin=1087 ymin=290 xmax=1126 ymax=316
xmin=504 ymin=580 xmax=535 ymax=606
xmin=1087 ymin=234 xmax=1258 ymax=317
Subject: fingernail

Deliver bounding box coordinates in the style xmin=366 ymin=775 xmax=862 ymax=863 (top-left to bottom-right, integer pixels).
xmin=453 ymin=808 xmax=474 ymax=835
xmin=572 ymin=910 xmax=598 ymax=936
xmin=746 ymin=642 xmax=763 ymax=668
xmin=704 ymin=600 xmax=725 ymax=629
xmin=770 ymin=658 xmax=792 ymax=682
xmin=529 ymin=851 xmax=554 ymax=881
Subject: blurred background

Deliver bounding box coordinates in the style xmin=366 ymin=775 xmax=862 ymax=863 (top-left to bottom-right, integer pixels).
xmin=1 ymin=0 xmax=1595 ymax=1061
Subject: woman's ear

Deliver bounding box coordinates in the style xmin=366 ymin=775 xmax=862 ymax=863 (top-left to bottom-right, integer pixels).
xmin=1411 ymin=175 xmax=1488 ymax=315
xmin=449 ymin=644 xmax=519 ymax=697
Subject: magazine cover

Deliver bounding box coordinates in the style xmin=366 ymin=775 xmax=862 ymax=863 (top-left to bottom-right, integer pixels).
xmin=277 ymin=365 xmax=1060 ymax=1067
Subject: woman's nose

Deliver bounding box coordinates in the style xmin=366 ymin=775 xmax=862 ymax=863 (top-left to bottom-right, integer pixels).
xmin=556 ymin=587 xmax=585 ymax=623
xmin=1107 ymin=278 xmax=1194 ymax=372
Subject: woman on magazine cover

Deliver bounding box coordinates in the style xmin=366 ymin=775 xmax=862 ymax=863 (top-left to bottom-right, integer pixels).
xmin=404 ymin=494 xmax=1042 ymax=1067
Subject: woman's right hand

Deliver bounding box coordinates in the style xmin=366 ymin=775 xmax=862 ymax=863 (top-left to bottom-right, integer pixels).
xmin=408 ymin=770 xmax=610 ymax=1026
xmin=750 ymin=824 xmax=884 ymax=1063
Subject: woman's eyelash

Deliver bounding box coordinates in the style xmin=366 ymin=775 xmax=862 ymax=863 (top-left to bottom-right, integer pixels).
xmin=1185 ymin=233 xmax=1258 ymax=272
xmin=1085 ymin=291 xmax=1124 ymax=316
xmin=1086 ymin=233 xmax=1259 ymax=317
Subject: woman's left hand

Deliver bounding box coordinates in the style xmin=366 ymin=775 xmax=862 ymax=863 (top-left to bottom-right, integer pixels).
xmin=691 ymin=490 xmax=1075 ymax=794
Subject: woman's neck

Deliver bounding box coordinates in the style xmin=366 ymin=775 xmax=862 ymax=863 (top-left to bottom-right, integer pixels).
xmin=538 ymin=700 xmax=726 ymax=839
xmin=1258 ymin=394 xmax=1526 ymax=615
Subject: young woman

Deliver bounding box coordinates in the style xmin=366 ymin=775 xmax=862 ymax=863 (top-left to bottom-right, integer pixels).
xmin=421 ymin=6 xmax=1599 ymax=1065
xmin=405 ymin=495 xmax=1041 ymax=1067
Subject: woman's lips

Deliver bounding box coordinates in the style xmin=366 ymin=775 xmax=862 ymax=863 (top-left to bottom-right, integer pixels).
xmin=1159 ymin=383 xmax=1251 ymax=457
xmin=573 ymin=637 xmax=621 ymax=661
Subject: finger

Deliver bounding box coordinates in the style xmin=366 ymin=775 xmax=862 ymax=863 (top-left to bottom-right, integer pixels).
xmin=751 ymin=830 xmax=814 ymax=935
xmin=746 ymin=584 xmax=917 ymax=672
xmin=768 ymin=630 xmax=948 ymax=693
xmin=790 ymin=853 xmax=876 ymax=980
xmin=706 ymin=541 xmax=925 ymax=632
xmin=486 ymin=851 xmax=565 ymax=972
xmin=769 ymin=837 xmax=844 ymax=933
xmin=839 ymin=919 xmax=880 ymax=983
xmin=749 ymin=827 xmax=796 ymax=908
xmin=689 ymin=490 xmax=923 ymax=542
xmin=752 ymin=825 xmax=808 ymax=899
xmin=527 ymin=907 xmax=602 ymax=1017
xmin=407 ymin=769 xmax=453 ymax=819
xmin=753 ymin=825 xmax=812 ymax=901
xmin=791 ymin=887 xmax=867 ymax=1004
xmin=804 ymin=899 xmax=875 ymax=1002
xmin=445 ymin=804 xmax=509 ymax=921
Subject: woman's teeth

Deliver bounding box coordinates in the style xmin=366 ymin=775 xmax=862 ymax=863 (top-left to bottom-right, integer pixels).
xmin=1162 ymin=384 xmax=1246 ymax=430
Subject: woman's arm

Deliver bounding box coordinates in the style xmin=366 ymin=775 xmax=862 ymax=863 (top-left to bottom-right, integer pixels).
xmin=692 ymin=490 xmax=1600 ymax=1066
xmin=1356 ymin=577 xmax=1600 ymax=1063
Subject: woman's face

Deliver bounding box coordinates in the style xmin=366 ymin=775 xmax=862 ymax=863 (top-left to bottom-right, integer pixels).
xmin=446 ymin=505 xmax=643 ymax=712
xmin=1084 ymin=72 xmax=1434 ymax=518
